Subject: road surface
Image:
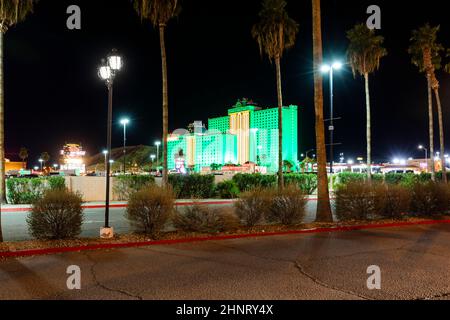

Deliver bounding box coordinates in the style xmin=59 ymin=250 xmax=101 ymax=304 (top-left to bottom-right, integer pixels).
xmin=0 ymin=201 xmax=321 ymax=242
xmin=0 ymin=223 xmax=449 ymax=300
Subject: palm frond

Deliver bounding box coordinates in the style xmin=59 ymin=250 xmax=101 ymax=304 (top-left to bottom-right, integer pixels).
xmin=132 ymin=0 xmax=180 ymax=27
xmin=408 ymin=23 xmax=443 ymax=73
xmin=0 ymin=0 xmax=36 ymax=31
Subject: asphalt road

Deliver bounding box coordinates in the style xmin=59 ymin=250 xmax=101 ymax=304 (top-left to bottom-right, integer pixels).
xmin=0 ymin=223 xmax=449 ymax=300
xmin=0 ymin=201 xmax=321 ymax=242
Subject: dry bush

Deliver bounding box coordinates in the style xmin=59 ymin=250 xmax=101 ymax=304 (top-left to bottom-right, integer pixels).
xmin=267 ymin=185 xmax=307 ymax=225
xmin=173 ymin=204 xmax=240 ymax=233
xmin=335 ymin=181 xmax=376 ymax=221
xmin=373 ymin=184 xmax=411 ymax=219
xmin=27 ymin=189 xmax=83 ymax=240
xmin=234 ymin=188 xmax=271 ymax=227
xmin=410 ymin=182 xmax=450 ymax=216
xmin=126 ymin=185 xmax=175 ymax=238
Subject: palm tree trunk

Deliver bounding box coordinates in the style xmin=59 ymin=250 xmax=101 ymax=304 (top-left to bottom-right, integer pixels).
xmin=159 ymin=25 xmax=169 ymax=187
xmin=275 ymin=56 xmax=284 ymax=189
xmin=434 ymin=88 xmax=446 ymax=183
xmin=312 ymin=0 xmax=332 ymax=222
xmin=427 ymin=75 xmax=435 ymax=181
xmin=0 ymin=31 xmax=4 ymax=241
xmin=364 ymin=73 xmax=372 ymax=182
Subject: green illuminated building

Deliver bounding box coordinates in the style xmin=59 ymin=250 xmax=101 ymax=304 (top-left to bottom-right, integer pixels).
xmin=167 ymin=99 xmax=298 ymax=173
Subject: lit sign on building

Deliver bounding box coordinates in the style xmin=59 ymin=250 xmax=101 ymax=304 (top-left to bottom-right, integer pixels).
xmin=59 ymin=143 xmax=86 ymax=174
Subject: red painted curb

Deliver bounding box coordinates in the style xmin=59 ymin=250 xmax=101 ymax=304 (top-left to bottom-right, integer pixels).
xmin=1 ymin=219 xmax=449 ymax=259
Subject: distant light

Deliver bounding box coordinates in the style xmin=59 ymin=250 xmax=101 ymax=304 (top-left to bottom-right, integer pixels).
xmin=108 ymin=51 xmax=123 ymax=71
xmin=102 ymin=150 xmax=108 ymax=155
xmin=393 ymin=158 xmax=400 ymax=165
xmin=347 ymin=159 xmax=354 ymax=165
xmin=38 ymin=159 xmax=43 ymax=163
xmin=418 ymin=145 xmax=424 ymax=150
xmin=155 ymin=141 xmax=161 ymax=146
xmin=321 ymin=64 xmax=331 ymax=73
xmin=109 ymin=160 xmax=114 ymax=164
xmin=53 ymin=164 xmax=58 ymax=168
xmin=120 ymin=118 xmax=130 ymax=125
xmin=332 ymin=62 xmax=343 ymax=70
xmin=399 ymin=159 xmax=406 ymax=165
xmin=33 ymin=166 xmax=39 ymax=170
xmin=408 ymin=157 xmax=413 ymax=161
xmin=150 ymin=154 xmax=156 ymax=160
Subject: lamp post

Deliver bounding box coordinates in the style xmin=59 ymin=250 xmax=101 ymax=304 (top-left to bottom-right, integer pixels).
xmin=38 ymin=159 xmax=43 ymax=171
xmin=418 ymin=145 xmax=428 ymax=173
xmin=321 ymin=61 xmax=342 ymax=176
xmin=120 ymin=118 xmax=130 ymax=174
xmin=155 ymin=141 xmax=161 ymax=170
xmin=150 ymin=154 xmax=156 ymax=172
xmin=98 ymin=49 xmax=123 ymax=238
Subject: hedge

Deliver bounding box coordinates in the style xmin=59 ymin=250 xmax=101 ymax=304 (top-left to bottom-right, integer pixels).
xmin=113 ymin=175 xmax=155 ymax=200
xmin=6 ymin=176 xmax=66 ymax=204
xmin=284 ymin=173 xmax=317 ymax=194
xmin=232 ymin=173 xmax=277 ymax=192
xmin=168 ymin=174 xmax=215 ymax=199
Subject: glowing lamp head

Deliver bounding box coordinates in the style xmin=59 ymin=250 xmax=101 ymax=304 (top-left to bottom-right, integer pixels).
xmin=321 ymin=64 xmax=331 ymax=73
xmin=98 ymin=65 xmax=112 ymax=81
xmin=418 ymin=145 xmax=424 ymax=150
xmin=150 ymin=154 xmax=156 ymax=160
xmin=332 ymin=62 xmax=343 ymax=70
xmin=155 ymin=141 xmax=161 ymax=147
xmin=38 ymin=159 xmax=43 ymax=163
xmin=102 ymin=150 xmax=108 ymax=155
xmin=120 ymin=118 xmax=130 ymax=126
xmin=108 ymin=50 xmax=123 ymax=72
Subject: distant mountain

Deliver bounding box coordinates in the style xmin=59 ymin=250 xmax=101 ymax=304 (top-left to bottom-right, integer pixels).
xmin=85 ymin=145 xmax=158 ymax=172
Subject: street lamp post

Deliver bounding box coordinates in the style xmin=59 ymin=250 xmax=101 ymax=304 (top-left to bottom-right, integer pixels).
xmin=418 ymin=145 xmax=429 ymax=173
xmin=38 ymin=159 xmax=43 ymax=171
xmin=155 ymin=141 xmax=161 ymax=171
xmin=98 ymin=49 xmax=123 ymax=238
xmin=120 ymin=118 xmax=130 ymax=174
xmin=150 ymin=154 xmax=156 ymax=172
xmin=321 ymin=62 xmax=342 ymax=176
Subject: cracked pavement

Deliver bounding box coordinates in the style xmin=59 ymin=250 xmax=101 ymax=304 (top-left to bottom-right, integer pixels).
xmin=0 ymin=223 xmax=449 ymax=300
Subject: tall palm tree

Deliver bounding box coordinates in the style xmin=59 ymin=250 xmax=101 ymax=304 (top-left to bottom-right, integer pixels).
xmin=0 ymin=0 xmax=36 ymax=242
xmin=312 ymin=0 xmax=332 ymax=222
xmin=132 ymin=0 xmax=180 ymax=187
xmin=252 ymin=0 xmax=298 ymax=189
xmin=346 ymin=24 xmax=387 ymax=182
xmin=19 ymin=147 xmax=28 ymax=169
xmin=409 ymin=24 xmax=445 ymax=183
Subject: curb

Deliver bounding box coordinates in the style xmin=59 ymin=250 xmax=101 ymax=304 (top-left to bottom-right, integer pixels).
xmin=1 ymin=218 xmax=449 ymax=259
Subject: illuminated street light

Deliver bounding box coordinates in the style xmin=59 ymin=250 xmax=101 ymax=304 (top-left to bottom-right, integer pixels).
xmin=155 ymin=141 xmax=161 ymax=169
xmin=321 ymin=61 xmax=343 ymax=175
xmin=98 ymin=49 xmax=123 ymax=238
xmin=120 ymin=118 xmax=130 ymax=174
xmin=347 ymin=159 xmax=354 ymax=165
xmin=418 ymin=145 xmax=428 ymax=173
xmin=38 ymin=158 xmax=43 ymax=171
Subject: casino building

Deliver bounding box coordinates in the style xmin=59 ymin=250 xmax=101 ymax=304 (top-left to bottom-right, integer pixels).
xmin=167 ymin=99 xmax=298 ymax=173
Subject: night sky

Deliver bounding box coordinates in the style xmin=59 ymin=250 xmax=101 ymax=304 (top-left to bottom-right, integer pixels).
xmin=4 ymin=0 xmax=450 ymax=167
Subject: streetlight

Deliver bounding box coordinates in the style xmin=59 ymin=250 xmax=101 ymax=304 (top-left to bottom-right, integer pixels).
xmin=418 ymin=145 xmax=428 ymax=173
xmin=155 ymin=141 xmax=161 ymax=169
xmin=321 ymin=61 xmax=342 ymax=176
xmin=98 ymin=49 xmax=123 ymax=238
xmin=120 ymin=118 xmax=130 ymax=174
xmin=53 ymin=164 xmax=58 ymax=171
xmin=38 ymin=158 xmax=43 ymax=171
xmin=150 ymin=154 xmax=156 ymax=170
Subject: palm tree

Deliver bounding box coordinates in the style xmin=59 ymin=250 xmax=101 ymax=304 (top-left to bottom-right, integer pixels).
xmin=346 ymin=24 xmax=387 ymax=182
xmin=132 ymin=0 xmax=180 ymax=187
xmin=312 ymin=0 xmax=332 ymax=222
xmin=0 ymin=0 xmax=36 ymax=242
xmin=40 ymin=151 xmax=50 ymax=168
xmin=409 ymin=24 xmax=445 ymax=183
xmin=19 ymin=147 xmax=28 ymax=169
xmin=252 ymin=0 xmax=298 ymax=189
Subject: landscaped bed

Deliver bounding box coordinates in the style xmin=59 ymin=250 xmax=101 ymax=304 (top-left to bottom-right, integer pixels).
xmin=1 ymin=215 xmax=449 ymax=259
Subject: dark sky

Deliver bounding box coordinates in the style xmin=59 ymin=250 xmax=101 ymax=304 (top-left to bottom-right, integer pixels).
xmin=4 ymin=0 xmax=450 ymax=167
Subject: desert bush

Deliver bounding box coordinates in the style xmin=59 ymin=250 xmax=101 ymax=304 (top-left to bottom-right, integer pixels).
xmin=126 ymin=185 xmax=175 ymax=237
xmin=335 ymin=181 xmax=376 ymax=221
xmin=284 ymin=173 xmax=317 ymax=194
xmin=267 ymin=185 xmax=307 ymax=225
xmin=215 ymin=180 xmax=239 ymax=199
xmin=113 ymin=175 xmax=155 ymax=200
xmin=232 ymin=173 xmax=277 ymax=192
xmin=168 ymin=174 xmax=215 ymax=198
xmin=27 ymin=189 xmax=83 ymax=240
xmin=6 ymin=176 xmax=66 ymax=204
xmin=234 ymin=188 xmax=270 ymax=227
xmin=410 ymin=182 xmax=450 ymax=216
xmin=173 ymin=205 xmax=240 ymax=233
xmin=373 ymin=184 xmax=411 ymax=219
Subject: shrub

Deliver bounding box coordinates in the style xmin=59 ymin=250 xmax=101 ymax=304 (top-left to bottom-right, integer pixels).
xmin=232 ymin=173 xmax=276 ymax=192
xmin=168 ymin=174 xmax=215 ymax=198
xmin=267 ymin=185 xmax=307 ymax=225
xmin=215 ymin=180 xmax=239 ymax=199
xmin=6 ymin=177 xmax=66 ymax=204
xmin=373 ymin=184 xmax=411 ymax=219
xmin=126 ymin=185 xmax=175 ymax=238
xmin=113 ymin=175 xmax=155 ymax=200
xmin=284 ymin=173 xmax=317 ymax=194
xmin=410 ymin=182 xmax=450 ymax=216
xmin=173 ymin=205 xmax=240 ymax=233
xmin=333 ymin=172 xmax=366 ymax=189
xmin=27 ymin=189 xmax=83 ymax=240
xmin=234 ymin=188 xmax=270 ymax=227
xmin=335 ymin=181 xmax=376 ymax=221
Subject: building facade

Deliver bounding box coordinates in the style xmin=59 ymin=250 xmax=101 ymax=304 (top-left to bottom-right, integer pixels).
xmin=167 ymin=100 xmax=298 ymax=173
